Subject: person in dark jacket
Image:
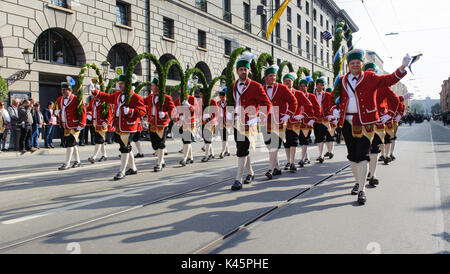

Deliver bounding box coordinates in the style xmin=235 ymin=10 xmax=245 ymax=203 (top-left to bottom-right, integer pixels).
xmin=31 ymin=102 xmax=43 ymax=149
xmin=18 ymin=100 xmax=34 ymax=153
xmin=43 ymin=101 xmax=57 ymax=148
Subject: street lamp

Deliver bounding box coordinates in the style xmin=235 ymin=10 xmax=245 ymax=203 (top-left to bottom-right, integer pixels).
xmin=6 ymin=48 xmax=34 ymax=86
xmin=101 ymin=61 xmax=110 ymax=80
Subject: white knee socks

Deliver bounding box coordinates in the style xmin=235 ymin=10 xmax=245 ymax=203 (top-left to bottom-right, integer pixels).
xmin=369 ymin=154 xmax=378 ymax=178
xmin=326 ymin=141 xmax=334 ymax=153
xmin=120 ymin=153 xmax=129 ymax=174
xmin=290 ymin=147 xmax=296 ymax=164
xmin=236 ymin=156 xmax=246 ymax=182
xmin=318 ymin=142 xmax=325 ymax=157
xmin=246 ymin=155 xmax=254 ymax=176
xmin=389 ymin=140 xmax=396 ymax=156
xmin=73 ymin=146 xmax=80 ymax=163
xmin=135 ymin=141 xmax=143 ymax=155
xmin=65 ymin=147 xmax=74 ymax=166
xmin=285 ymin=148 xmax=291 ymax=164
xmin=128 ymin=152 xmax=137 ymax=171
xmin=357 ymin=161 xmax=369 ymax=192
xmin=301 ymin=145 xmax=307 ymax=161
xmin=101 ymin=143 xmax=107 ymax=157
xmin=92 ymin=144 xmax=101 ymax=159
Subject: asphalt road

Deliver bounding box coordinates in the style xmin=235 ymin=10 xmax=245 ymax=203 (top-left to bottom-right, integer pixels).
xmin=0 ymin=121 xmax=448 ymax=254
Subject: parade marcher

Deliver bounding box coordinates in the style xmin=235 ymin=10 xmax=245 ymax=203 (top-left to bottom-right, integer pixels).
xmin=386 ymin=93 xmax=413 ymax=162
xmin=199 ymin=89 xmax=219 ymax=162
xmin=298 ymin=79 xmax=320 ymax=167
xmin=261 ymin=65 xmax=296 ymax=179
xmin=313 ymin=78 xmax=334 ymax=163
xmin=174 ymin=86 xmax=199 ymax=166
xmin=231 ymin=52 xmax=272 ymax=190
xmin=282 ymin=73 xmax=314 ymax=172
xmin=218 ymin=88 xmax=231 ymax=158
xmin=362 ymin=63 xmax=400 ymax=188
xmin=331 ymin=49 xmax=411 ymax=205
xmin=87 ymin=84 xmax=113 ymax=164
xmin=55 ymin=81 xmax=86 ymax=170
xmin=91 ymin=74 xmax=146 ymax=180
xmin=144 ymin=78 xmax=175 ymax=172
xmin=324 ymin=87 xmax=337 ymax=159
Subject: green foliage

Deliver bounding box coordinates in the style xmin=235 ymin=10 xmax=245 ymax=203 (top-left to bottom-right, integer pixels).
xmin=332 ymin=19 xmax=353 ymax=101
xmin=76 ymin=63 xmax=104 ymax=119
xmin=184 ymin=68 xmax=208 ymax=107
xmin=0 ymin=76 xmax=7 ymax=101
xmin=162 ymin=58 xmax=185 ymax=106
xmin=431 ymin=103 xmax=440 ymax=114
xmin=224 ymin=47 xmax=249 ymax=106
xmin=250 ymin=52 xmax=273 ymax=84
xmin=293 ymin=67 xmax=310 ymax=89
xmin=307 ymin=71 xmax=323 ymax=93
xmin=276 ymin=61 xmax=294 ymax=83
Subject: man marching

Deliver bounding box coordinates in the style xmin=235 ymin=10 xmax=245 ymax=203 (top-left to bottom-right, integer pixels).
xmin=298 ymin=79 xmax=320 ymax=167
xmin=218 ymin=88 xmax=231 ymax=159
xmin=331 ymin=49 xmax=411 ymax=205
xmin=231 ymin=52 xmax=272 ymax=190
xmin=87 ymin=83 xmax=113 ymax=164
xmin=91 ymin=75 xmax=146 ymax=180
xmin=361 ymin=63 xmax=400 ymax=189
xmin=282 ymin=73 xmax=314 ymax=172
xmin=199 ymin=89 xmax=219 ymax=162
xmin=56 ymin=80 xmax=86 ymax=170
xmin=262 ymin=66 xmax=297 ymax=179
xmin=144 ymin=78 xmax=175 ymax=172
xmin=313 ymin=78 xmax=334 ymax=163
xmin=324 ymin=87 xmax=338 ymax=159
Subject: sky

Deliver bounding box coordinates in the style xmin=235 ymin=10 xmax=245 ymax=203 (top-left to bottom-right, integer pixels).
xmin=334 ymin=0 xmax=450 ymax=100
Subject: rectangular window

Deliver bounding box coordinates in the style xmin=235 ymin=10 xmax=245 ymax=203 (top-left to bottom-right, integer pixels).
xmin=306 ymin=39 xmax=310 ymax=58
xmin=198 ymin=30 xmax=207 ymax=49
xmin=306 ymin=20 xmax=309 ymax=35
xmin=116 ymin=1 xmax=130 ymax=26
xmin=313 ymin=26 xmax=317 ymax=39
xmin=275 ymin=0 xmax=281 ymax=10
xmin=261 ymin=13 xmax=267 ymax=38
xmin=306 ymin=2 xmax=309 ymax=15
xmin=224 ymin=39 xmax=232 ymax=56
xmin=320 ymin=14 xmax=323 ymax=27
xmin=314 ymin=44 xmax=317 ymax=62
xmin=297 ymin=34 xmax=302 ymax=55
xmin=297 ymin=0 xmax=302 ymax=8
xmin=313 ymin=9 xmax=316 ymax=21
xmin=244 ymin=2 xmax=251 ymax=32
xmin=326 ymin=20 xmax=329 ymax=31
xmin=195 ymin=0 xmax=207 ymax=12
xmin=287 ymin=7 xmax=292 ymax=22
xmin=163 ymin=17 xmax=174 ymax=39
xmin=51 ymin=0 xmax=67 ymax=8
xmin=297 ymin=14 xmax=301 ymax=29
xmin=320 ymin=48 xmax=324 ymax=65
xmin=223 ymin=0 xmax=232 ymax=23
xmin=275 ymin=23 xmax=281 ymax=46
xmin=287 ymin=28 xmax=292 ymax=51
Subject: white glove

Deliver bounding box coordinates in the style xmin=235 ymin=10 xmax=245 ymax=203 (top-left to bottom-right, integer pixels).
xmin=326 ymin=115 xmax=334 ymax=121
xmin=54 ymin=110 xmax=61 ymax=116
xmin=203 ymin=113 xmax=211 ymax=120
xmin=159 ymin=111 xmax=166 ymax=119
xmin=182 ymin=100 xmax=190 ymax=107
xmin=380 ymin=114 xmax=392 ymax=124
xmin=280 ymin=114 xmax=290 ymax=123
xmin=123 ymin=107 xmax=130 ymax=115
xmin=333 ymin=109 xmax=340 ymax=119
xmin=307 ymin=120 xmax=315 ymax=127
xmin=76 ymin=126 xmax=84 ymax=131
xmin=395 ymin=115 xmax=401 ymax=122
xmin=87 ymin=114 xmax=92 ymax=121
xmin=102 ymin=122 xmax=108 ymax=128
xmin=248 ymin=117 xmax=259 ymax=126
xmin=226 ymin=112 xmax=233 ymax=121
xmin=89 ymin=81 xmax=95 ymax=92
xmin=294 ymin=114 xmax=304 ymax=120
xmin=402 ymin=93 xmax=414 ymax=100
xmin=179 ymin=114 xmax=184 ymax=121
xmin=402 ymin=53 xmax=412 ymax=68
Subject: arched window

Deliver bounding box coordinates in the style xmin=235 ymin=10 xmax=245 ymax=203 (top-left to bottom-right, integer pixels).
xmin=159 ymin=54 xmax=181 ymax=81
xmin=33 ymin=29 xmax=79 ymax=65
xmin=107 ymin=43 xmax=142 ymax=75
xmin=195 ymin=61 xmax=212 ymax=83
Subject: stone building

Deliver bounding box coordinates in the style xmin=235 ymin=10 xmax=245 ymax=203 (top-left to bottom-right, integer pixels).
xmin=0 ymin=0 xmax=358 ymax=106
xmin=440 ymin=77 xmax=450 ymax=113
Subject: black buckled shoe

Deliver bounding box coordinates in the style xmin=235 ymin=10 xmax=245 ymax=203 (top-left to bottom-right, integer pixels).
xmin=317 ymin=157 xmax=324 ymax=163
xmin=273 ymin=168 xmax=282 ymax=176
xmin=244 ymin=174 xmax=255 ymax=185
xmin=231 ymin=180 xmax=243 ymax=191
xmin=284 ymin=163 xmax=291 ymax=170
xmin=88 ymin=157 xmax=95 ymax=164
xmin=383 ymin=157 xmax=390 ymax=165
xmin=368 ymin=177 xmax=379 ymax=187
xmin=135 ymin=153 xmax=144 ymax=158
xmin=154 ymin=166 xmax=162 ymax=172
xmin=58 ymin=164 xmax=70 ymax=171
xmin=125 ymin=168 xmax=138 ymax=175
xmin=201 ymin=156 xmax=209 ymax=162
xmin=390 ymin=154 xmax=396 ymax=161
xmin=328 ymin=152 xmax=334 ymax=159
xmin=351 ymin=183 xmax=359 ymax=195
xmin=298 ymin=160 xmax=305 ymax=168
xmin=358 ymin=191 xmax=367 ymax=205
xmin=324 ymin=152 xmax=331 ymax=158
xmin=98 ymin=156 xmax=107 ymax=162
xmin=188 ymin=159 xmax=194 ymax=164
xmin=367 ymin=172 xmax=371 ymax=180
xmin=179 ymin=160 xmax=186 ymax=166
xmin=114 ymin=172 xmax=125 ymax=181
xmin=224 ymin=152 xmax=231 ymax=157
xmin=265 ymin=170 xmax=273 ymax=180
xmin=378 ymin=155 xmax=385 ymax=162
xmin=289 ymin=163 xmax=297 ymax=173
xmin=219 ymin=152 xmax=225 ymax=159
xmin=71 ymin=161 xmax=81 ymax=168
xmin=208 ymin=154 xmax=215 ymax=160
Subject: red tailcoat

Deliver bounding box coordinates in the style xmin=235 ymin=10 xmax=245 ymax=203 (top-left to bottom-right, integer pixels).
xmin=287 ymin=88 xmax=314 ymax=126
xmin=333 ymin=68 xmax=407 ymax=127
xmin=56 ymin=94 xmax=86 ymax=130
xmin=233 ymin=78 xmax=272 ymax=129
xmin=264 ymin=82 xmax=297 ymax=130
xmin=201 ymin=98 xmax=219 ymax=126
xmin=174 ymin=95 xmax=198 ymax=129
xmin=144 ymin=94 xmax=175 ymax=127
xmin=95 ymin=90 xmax=146 ymax=133
xmin=314 ymin=90 xmax=334 ymax=122
xmin=217 ymin=99 xmax=228 ymax=127
xmin=397 ymin=97 xmax=406 ymax=116
xmin=376 ymin=86 xmax=400 ymax=118
xmin=87 ymin=98 xmax=113 ymax=131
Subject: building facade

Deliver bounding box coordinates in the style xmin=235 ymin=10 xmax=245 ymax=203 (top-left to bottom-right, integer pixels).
xmin=0 ymin=0 xmax=358 ymax=107
xmin=440 ymin=77 xmax=450 ymax=113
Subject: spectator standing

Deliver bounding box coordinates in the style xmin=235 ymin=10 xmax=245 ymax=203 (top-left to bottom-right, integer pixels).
xmin=0 ymin=101 xmax=11 ymax=152
xmin=7 ymin=99 xmax=21 ymax=151
xmin=43 ymin=101 xmax=57 ymax=148
xmin=18 ymin=100 xmax=34 ymax=153
xmin=31 ymin=102 xmax=43 ymax=149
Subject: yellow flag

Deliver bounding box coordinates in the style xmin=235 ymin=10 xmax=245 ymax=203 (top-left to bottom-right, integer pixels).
xmin=266 ymin=0 xmax=291 ymax=41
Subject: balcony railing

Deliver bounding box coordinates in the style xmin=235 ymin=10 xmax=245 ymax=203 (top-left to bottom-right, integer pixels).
xmin=276 ymin=37 xmax=281 ymax=46
xmin=223 ymin=10 xmax=232 ymax=23
xmin=244 ymin=21 xmax=252 ymax=33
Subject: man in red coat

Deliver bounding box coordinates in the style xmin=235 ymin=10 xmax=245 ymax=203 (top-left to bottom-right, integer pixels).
xmin=387 ymin=93 xmax=413 ymax=161
xmin=262 ymin=66 xmax=297 ymax=179
xmin=55 ymin=81 xmax=86 ymax=170
xmin=87 ymin=84 xmax=113 ymax=164
xmin=330 ymin=49 xmax=412 ymax=205
xmin=199 ymin=89 xmax=220 ymax=162
xmin=91 ymin=74 xmax=146 ymax=180
xmin=313 ymin=78 xmax=334 ymax=163
xmin=282 ymin=73 xmax=314 ymax=172
xmin=217 ymin=88 xmax=231 ymax=158
xmin=231 ymin=52 xmax=272 ymax=190
xmin=144 ymin=78 xmax=175 ymax=172
xmin=174 ymin=89 xmax=198 ymax=166
xmin=298 ymin=79 xmax=319 ymax=167
xmin=362 ymin=63 xmax=400 ymax=188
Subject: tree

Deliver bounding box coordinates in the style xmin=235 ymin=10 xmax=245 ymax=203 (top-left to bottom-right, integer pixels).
xmin=0 ymin=76 xmax=7 ymax=101
xmin=431 ymin=103 xmax=440 ymax=114
xmin=411 ymin=102 xmax=425 ymax=114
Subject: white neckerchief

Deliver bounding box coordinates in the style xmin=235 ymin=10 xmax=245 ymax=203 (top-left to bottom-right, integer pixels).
xmin=93 ymin=100 xmax=101 ymax=119
xmin=266 ymin=84 xmax=274 ymax=100
xmin=346 ymin=74 xmax=359 ymax=115
xmin=236 ymin=80 xmax=246 ymax=109
xmin=152 ymin=95 xmax=159 ymax=116
xmin=116 ymin=93 xmax=126 ymax=117
xmin=61 ymin=95 xmax=71 ymax=123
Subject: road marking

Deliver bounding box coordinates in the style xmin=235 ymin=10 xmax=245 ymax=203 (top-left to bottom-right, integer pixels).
xmin=428 ymin=122 xmax=446 ymax=253
xmin=431 ymin=120 xmax=450 ymax=131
